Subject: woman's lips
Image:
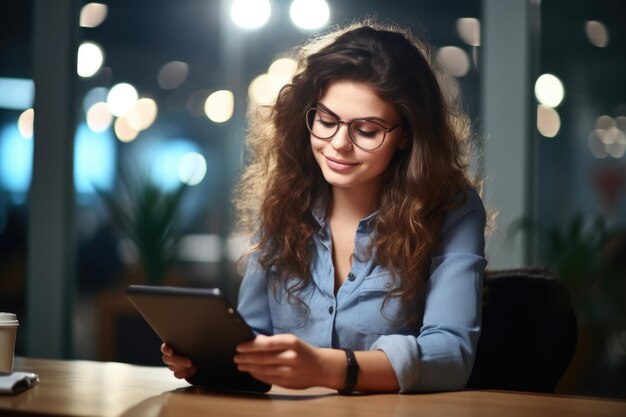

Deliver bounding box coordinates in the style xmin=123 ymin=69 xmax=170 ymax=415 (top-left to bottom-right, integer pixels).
xmin=324 ymin=155 xmax=359 ymax=171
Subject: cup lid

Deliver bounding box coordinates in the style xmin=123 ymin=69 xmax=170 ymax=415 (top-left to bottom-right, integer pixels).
xmin=0 ymin=312 xmax=18 ymax=325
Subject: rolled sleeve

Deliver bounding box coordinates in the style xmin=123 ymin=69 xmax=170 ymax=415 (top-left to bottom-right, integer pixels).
xmin=416 ymin=252 xmax=486 ymax=391
xmin=374 ymin=190 xmax=487 ymax=392
xmin=370 ymin=335 xmax=421 ymax=392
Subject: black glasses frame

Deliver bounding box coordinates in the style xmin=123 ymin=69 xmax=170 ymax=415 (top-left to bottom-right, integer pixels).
xmin=305 ymin=106 xmax=400 ymax=150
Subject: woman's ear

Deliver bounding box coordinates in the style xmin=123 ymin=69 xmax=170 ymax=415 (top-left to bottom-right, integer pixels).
xmin=397 ymin=133 xmax=408 ymax=150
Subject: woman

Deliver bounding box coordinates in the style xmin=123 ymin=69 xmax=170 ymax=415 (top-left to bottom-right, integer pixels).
xmin=163 ymin=21 xmax=487 ymax=394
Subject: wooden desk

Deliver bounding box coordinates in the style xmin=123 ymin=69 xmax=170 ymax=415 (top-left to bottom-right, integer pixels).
xmin=1 ymin=357 xmax=625 ymax=417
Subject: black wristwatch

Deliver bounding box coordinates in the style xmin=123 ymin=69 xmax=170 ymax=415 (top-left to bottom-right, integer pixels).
xmin=338 ymin=348 xmax=359 ymax=395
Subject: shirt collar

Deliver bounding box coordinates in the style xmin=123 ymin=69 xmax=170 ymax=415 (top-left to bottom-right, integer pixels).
xmin=312 ymin=200 xmax=327 ymax=227
xmin=311 ymin=199 xmax=379 ymax=232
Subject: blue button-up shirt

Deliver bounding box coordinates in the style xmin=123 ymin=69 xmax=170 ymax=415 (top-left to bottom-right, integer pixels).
xmin=237 ymin=189 xmax=487 ymax=392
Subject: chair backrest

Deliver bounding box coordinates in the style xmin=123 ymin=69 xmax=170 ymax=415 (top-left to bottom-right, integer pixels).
xmin=466 ymin=268 xmax=578 ymax=393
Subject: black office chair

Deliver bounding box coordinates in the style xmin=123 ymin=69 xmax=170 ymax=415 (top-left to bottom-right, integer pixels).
xmin=466 ymin=268 xmax=578 ymax=393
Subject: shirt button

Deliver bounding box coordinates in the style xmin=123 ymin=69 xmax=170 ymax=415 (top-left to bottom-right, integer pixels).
xmin=385 ymin=282 xmax=392 ymax=288
xmin=347 ymin=272 xmax=356 ymax=281
xmin=328 ymin=306 xmax=334 ymax=315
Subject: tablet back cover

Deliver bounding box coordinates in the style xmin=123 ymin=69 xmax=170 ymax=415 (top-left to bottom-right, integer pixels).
xmin=126 ymin=285 xmax=270 ymax=393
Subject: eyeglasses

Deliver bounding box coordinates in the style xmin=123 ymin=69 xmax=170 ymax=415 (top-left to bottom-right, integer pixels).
xmin=305 ymin=106 xmax=400 ymax=150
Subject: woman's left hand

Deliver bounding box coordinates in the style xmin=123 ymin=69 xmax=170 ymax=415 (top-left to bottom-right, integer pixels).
xmin=234 ymin=334 xmax=343 ymax=389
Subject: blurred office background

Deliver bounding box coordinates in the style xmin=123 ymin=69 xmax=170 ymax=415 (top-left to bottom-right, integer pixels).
xmin=0 ymin=0 xmax=624 ymax=399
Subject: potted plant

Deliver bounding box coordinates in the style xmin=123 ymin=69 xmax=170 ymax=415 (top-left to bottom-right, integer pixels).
xmin=509 ymin=214 xmax=624 ymax=325
xmin=96 ymin=169 xmax=189 ymax=286
xmin=509 ymin=214 xmax=626 ymax=396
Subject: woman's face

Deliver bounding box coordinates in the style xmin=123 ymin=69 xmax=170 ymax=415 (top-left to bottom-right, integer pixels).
xmin=309 ymin=80 xmax=405 ymax=195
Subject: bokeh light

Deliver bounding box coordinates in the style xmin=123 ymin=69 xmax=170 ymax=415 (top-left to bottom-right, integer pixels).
xmin=204 ymin=90 xmax=235 ymax=123
xmin=437 ymin=46 xmax=470 ymax=77
xmin=248 ymin=73 xmax=285 ymax=106
xmin=178 ymin=151 xmax=207 ymax=186
xmin=247 ymin=58 xmax=299 ymax=106
xmin=114 ymin=116 xmax=139 ymax=142
xmin=534 ymin=73 xmax=564 ymax=107
xmin=86 ymin=102 xmax=113 ymax=133
xmin=585 ymin=20 xmax=609 ymax=48
xmin=602 ymin=127 xmax=622 ymax=145
xmin=588 ymin=130 xmax=608 ymax=159
xmin=596 ymin=115 xmax=615 ymax=130
xmin=268 ymin=57 xmax=298 ymax=80
xmin=79 ymin=3 xmax=108 ymax=28
xmin=107 ymin=83 xmax=138 ymax=116
xmin=290 ymin=0 xmax=330 ymax=30
xmin=18 ymin=108 xmax=34 ymax=139
xmin=77 ymin=42 xmax=104 ymax=78
xmin=126 ymin=98 xmax=158 ymax=131
xmin=536 ymin=105 xmax=561 ymax=138
xmin=587 ymin=126 xmax=626 ymax=159
xmin=143 ymin=139 xmax=202 ymax=190
xmin=606 ymin=131 xmax=626 ymax=158
xmin=157 ymin=61 xmax=189 ymax=90
xmin=456 ymin=18 xmax=481 ymax=46
xmin=231 ymin=0 xmax=271 ymax=29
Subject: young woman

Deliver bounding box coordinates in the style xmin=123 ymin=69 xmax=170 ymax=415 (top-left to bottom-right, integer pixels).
xmin=162 ymin=21 xmax=487 ymax=394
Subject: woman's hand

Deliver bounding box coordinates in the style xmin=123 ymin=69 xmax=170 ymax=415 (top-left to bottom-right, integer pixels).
xmin=161 ymin=343 xmax=197 ymax=380
xmin=234 ymin=334 xmax=344 ymax=390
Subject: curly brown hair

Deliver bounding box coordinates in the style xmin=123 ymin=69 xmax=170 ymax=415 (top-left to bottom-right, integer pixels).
xmin=234 ymin=20 xmax=479 ymax=304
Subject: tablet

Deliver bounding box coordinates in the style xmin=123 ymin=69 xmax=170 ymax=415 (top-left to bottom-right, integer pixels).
xmin=125 ymin=285 xmax=271 ymax=393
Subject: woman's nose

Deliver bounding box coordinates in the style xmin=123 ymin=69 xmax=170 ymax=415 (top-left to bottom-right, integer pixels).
xmin=330 ymin=124 xmax=353 ymax=151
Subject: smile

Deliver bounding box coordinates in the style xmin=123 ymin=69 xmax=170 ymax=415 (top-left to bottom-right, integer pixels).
xmin=324 ymin=155 xmax=359 ymax=171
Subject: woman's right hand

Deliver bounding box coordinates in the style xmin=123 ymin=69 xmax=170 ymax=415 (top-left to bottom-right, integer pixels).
xmin=161 ymin=343 xmax=197 ymax=379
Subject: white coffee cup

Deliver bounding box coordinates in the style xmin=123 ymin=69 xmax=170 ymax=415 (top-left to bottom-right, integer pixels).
xmin=0 ymin=313 xmax=19 ymax=374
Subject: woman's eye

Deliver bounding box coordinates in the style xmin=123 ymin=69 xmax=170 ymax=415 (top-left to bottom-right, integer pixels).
xmin=354 ymin=126 xmax=379 ymax=137
xmin=356 ymin=129 xmax=377 ymax=137
xmin=318 ymin=119 xmax=337 ymax=127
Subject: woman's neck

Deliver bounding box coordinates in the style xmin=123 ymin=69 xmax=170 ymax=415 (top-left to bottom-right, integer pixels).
xmin=330 ymin=185 xmax=379 ymax=222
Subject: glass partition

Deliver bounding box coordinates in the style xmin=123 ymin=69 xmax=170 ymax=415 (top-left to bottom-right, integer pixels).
xmin=535 ymin=0 xmax=626 ymax=399
xmin=0 ymin=0 xmax=34 ymax=357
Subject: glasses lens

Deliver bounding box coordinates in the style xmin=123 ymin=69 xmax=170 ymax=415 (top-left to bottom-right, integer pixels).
xmin=349 ymin=120 xmax=385 ymax=150
xmin=307 ymin=108 xmax=338 ymax=139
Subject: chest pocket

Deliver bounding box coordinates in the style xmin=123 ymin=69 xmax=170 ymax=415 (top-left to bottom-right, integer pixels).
xmin=358 ymin=275 xmax=407 ymax=335
xmin=268 ymin=278 xmax=315 ymax=332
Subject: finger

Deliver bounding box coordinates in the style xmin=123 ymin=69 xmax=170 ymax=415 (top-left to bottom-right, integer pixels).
xmin=167 ymin=364 xmax=187 ymax=374
xmin=173 ymin=365 xmax=197 ymax=380
xmin=238 ymin=363 xmax=294 ymax=378
xmin=162 ymin=354 xmax=178 ymax=366
xmin=237 ymin=334 xmax=299 ymax=352
xmin=162 ymin=353 xmax=193 ymax=368
xmin=161 ymin=343 xmax=173 ymax=355
xmin=234 ymin=349 xmax=297 ymax=366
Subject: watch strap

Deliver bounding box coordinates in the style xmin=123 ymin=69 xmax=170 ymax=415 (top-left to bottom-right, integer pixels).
xmin=338 ymin=348 xmax=359 ymax=395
